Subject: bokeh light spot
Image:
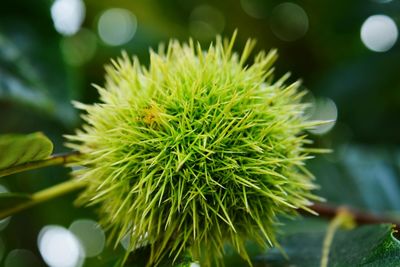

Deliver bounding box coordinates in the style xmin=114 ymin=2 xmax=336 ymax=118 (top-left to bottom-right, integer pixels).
xmin=308 ymin=97 xmax=338 ymax=135
xmin=0 ymin=238 xmax=5 ymax=263
xmin=50 ymin=0 xmax=85 ymax=36
xmin=120 ymin=229 xmax=148 ymax=251
xmin=0 ymin=185 xmax=11 ymax=231
xmin=98 ymin=8 xmax=137 ymax=46
xmin=69 ymin=219 xmax=105 ymax=258
xmin=189 ymin=5 xmax=225 ymax=41
xmin=270 ymin=2 xmax=309 ymax=41
xmin=38 ymin=225 xmax=84 ymax=267
xmin=61 ymin=28 xmax=97 ymax=66
xmin=360 ymin=15 xmax=398 ymax=52
xmin=240 ymin=0 xmax=266 ymax=19
xmin=0 ymin=185 xmax=8 ymax=193
xmin=4 ymin=249 xmax=41 ymax=267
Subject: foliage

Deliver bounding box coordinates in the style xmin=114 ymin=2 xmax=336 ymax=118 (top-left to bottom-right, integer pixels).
xmin=261 ymin=222 xmax=400 ymax=267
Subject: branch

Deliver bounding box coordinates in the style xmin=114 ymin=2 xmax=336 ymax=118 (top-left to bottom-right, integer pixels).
xmin=0 ymin=179 xmax=87 ymax=219
xmin=307 ymin=203 xmax=400 ymax=231
xmin=0 ymin=151 xmax=80 ymax=178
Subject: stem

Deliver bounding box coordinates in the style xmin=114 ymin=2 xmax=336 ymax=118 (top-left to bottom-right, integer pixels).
xmin=0 ymin=179 xmax=87 ymax=219
xmin=0 ymin=151 xmax=80 ymax=178
xmin=320 ymin=209 xmax=355 ymax=267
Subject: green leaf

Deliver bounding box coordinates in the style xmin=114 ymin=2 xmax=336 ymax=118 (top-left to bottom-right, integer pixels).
xmin=0 ymin=192 xmax=31 ymax=209
xmin=0 ymin=132 xmax=53 ymax=170
xmin=0 ymin=34 xmax=55 ymax=113
xmin=255 ymin=224 xmax=400 ymax=267
xmin=220 ymin=218 xmax=400 ymax=266
xmin=0 ymin=21 xmax=78 ymax=126
xmin=311 ymin=145 xmax=400 ymax=212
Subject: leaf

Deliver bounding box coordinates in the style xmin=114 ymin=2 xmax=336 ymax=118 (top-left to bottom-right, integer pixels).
xmin=0 ymin=192 xmax=31 ymax=210
xmin=257 ymin=224 xmax=400 ymax=267
xmin=0 ymin=34 xmax=55 ymax=113
xmin=311 ymin=145 xmax=400 ymax=213
xmin=219 ymin=218 xmax=400 ymax=267
xmin=0 ymin=22 xmax=78 ymax=126
xmin=0 ymin=132 xmax=53 ymax=170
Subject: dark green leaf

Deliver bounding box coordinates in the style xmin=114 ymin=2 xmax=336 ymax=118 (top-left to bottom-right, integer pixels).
xmin=257 ymin=224 xmax=400 ymax=267
xmin=0 ymin=26 xmax=78 ymax=126
xmin=0 ymin=132 xmax=53 ymax=170
xmin=311 ymin=145 xmax=400 ymax=212
xmin=0 ymin=34 xmax=55 ymax=113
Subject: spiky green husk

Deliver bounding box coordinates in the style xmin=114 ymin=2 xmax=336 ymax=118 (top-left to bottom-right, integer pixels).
xmin=66 ymin=34 xmax=322 ymax=266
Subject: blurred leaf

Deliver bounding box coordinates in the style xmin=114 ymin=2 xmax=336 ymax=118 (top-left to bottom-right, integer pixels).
xmin=311 ymin=145 xmax=400 ymax=213
xmin=0 ymin=31 xmax=78 ymax=126
xmin=0 ymin=192 xmax=31 ymax=209
xmin=0 ymin=132 xmax=53 ymax=170
xmin=258 ymin=224 xmax=399 ymax=267
xmin=0 ymin=34 xmax=55 ymax=113
xmin=314 ymin=52 xmax=400 ymax=144
xmin=0 ymin=12 xmax=78 ymax=126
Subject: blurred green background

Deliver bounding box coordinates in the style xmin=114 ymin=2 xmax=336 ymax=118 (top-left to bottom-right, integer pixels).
xmin=0 ymin=0 xmax=400 ymax=266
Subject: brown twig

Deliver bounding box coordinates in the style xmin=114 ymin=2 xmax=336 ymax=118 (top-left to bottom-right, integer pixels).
xmin=306 ymin=203 xmax=400 ymax=232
